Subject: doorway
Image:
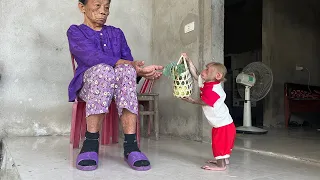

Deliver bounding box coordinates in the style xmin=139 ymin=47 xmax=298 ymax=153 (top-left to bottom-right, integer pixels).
xmin=224 ymin=0 xmax=263 ymax=127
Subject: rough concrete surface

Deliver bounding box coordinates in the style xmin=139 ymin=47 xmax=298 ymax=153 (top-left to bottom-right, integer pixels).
xmin=151 ymin=0 xmax=223 ymax=141
xmin=262 ymin=0 xmax=320 ymax=127
xmin=0 ymin=141 xmax=20 ymax=180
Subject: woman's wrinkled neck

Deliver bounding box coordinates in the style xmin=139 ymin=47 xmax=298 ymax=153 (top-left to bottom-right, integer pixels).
xmin=83 ymin=18 xmax=103 ymax=31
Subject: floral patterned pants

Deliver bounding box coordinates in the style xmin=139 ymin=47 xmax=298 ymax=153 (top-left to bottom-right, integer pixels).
xmin=79 ymin=63 xmax=138 ymax=117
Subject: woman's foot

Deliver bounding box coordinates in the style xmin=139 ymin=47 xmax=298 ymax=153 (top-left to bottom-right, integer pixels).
xmin=124 ymin=150 xmax=150 ymax=167
xmin=124 ymin=134 xmax=150 ymax=170
xmin=76 ymin=132 xmax=100 ymax=171
xmin=125 ymin=151 xmax=151 ymax=171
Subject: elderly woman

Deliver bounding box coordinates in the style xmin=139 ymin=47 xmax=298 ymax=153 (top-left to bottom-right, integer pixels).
xmin=67 ymin=0 xmax=162 ymax=171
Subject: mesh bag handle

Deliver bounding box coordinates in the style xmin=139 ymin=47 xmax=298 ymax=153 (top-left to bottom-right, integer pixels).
xmin=176 ymin=53 xmax=189 ymax=73
xmin=172 ymin=53 xmax=193 ymax=98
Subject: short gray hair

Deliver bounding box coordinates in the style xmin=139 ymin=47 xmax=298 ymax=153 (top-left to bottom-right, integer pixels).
xmin=79 ymin=0 xmax=111 ymax=5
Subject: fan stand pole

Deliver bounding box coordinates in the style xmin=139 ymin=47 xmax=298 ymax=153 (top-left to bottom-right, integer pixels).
xmin=236 ymin=86 xmax=268 ymax=134
xmin=243 ymin=86 xmax=252 ymax=127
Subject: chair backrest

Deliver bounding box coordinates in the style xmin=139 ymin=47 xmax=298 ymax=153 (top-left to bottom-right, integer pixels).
xmin=140 ymin=79 xmax=154 ymax=94
xmin=71 ymin=54 xmax=76 ymax=75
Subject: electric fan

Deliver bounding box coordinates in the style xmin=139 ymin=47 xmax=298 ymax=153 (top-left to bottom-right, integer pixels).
xmin=236 ymin=62 xmax=273 ymax=134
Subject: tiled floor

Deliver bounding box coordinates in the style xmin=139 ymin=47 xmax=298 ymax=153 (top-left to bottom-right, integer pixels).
xmin=235 ymin=128 xmax=320 ymax=163
xmin=2 ymin=134 xmax=320 ymax=180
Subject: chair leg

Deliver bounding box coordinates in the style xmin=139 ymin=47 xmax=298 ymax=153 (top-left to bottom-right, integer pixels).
xmin=80 ymin=107 xmax=86 ymax=139
xmin=101 ymin=115 xmax=110 ymax=145
xmin=112 ymin=102 xmax=119 ymax=144
xmin=137 ymin=113 xmax=141 ymax=148
xmin=148 ymin=101 xmax=153 ymax=137
xmin=108 ymin=109 xmax=113 ymax=144
xmin=100 ymin=116 xmax=106 ymax=145
xmin=112 ymin=115 xmax=119 ymax=144
xmin=73 ymin=102 xmax=85 ymax=149
xmin=285 ymin=112 xmax=291 ymax=128
xmin=147 ymin=119 xmax=152 ymax=137
xmin=70 ymin=103 xmax=77 ymax=144
xmin=154 ymin=95 xmax=159 ymax=140
xmin=284 ymin=99 xmax=290 ymax=128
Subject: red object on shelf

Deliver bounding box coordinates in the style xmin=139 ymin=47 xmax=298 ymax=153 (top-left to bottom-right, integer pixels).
xmin=284 ymin=83 xmax=320 ymax=127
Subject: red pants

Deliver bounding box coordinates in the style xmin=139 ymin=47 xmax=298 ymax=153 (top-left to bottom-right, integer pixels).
xmin=211 ymin=123 xmax=236 ymax=160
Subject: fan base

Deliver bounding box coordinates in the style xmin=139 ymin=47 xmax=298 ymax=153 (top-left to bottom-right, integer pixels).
xmin=236 ymin=126 xmax=268 ymax=135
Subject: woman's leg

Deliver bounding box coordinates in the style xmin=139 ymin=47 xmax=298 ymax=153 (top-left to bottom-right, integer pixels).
xmin=86 ymin=114 xmax=105 ymax=132
xmin=76 ymin=64 xmax=115 ymax=170
xmin=114 ymin=64 xmax=150 ymax=170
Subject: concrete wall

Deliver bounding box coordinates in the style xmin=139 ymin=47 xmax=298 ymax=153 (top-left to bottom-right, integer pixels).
xmin=152 ymin=0 xmax=224 ymax=142
xmin=108 ymin=0 xmax=153 ymax=91
xmin=108 ymin=0 xmax=153 ymax=67
xmin=263 ymin=0 xmax=320 ymax=126
xmin=0 ymin=0 xmax=152 ymax=137
xmin=203 ymin=0 xmax=224 ymax=142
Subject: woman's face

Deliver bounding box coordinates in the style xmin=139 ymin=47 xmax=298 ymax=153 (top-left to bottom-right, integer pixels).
xmin=79 ymin=0 xmax=110 ymax=26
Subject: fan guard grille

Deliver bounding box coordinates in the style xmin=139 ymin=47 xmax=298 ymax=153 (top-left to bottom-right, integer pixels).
xmin=237 ymin=62 xmax=273 ymax=101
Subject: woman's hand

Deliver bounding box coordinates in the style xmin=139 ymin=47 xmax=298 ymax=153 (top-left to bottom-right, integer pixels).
xmin=131 ymin=60 xmax=145 ymax=72
xmin=132 ymin=61 xmax=163 ymax=80
xmin=116 ymin=59 xmax=163 ymax=80
xmin=137 ymin=65 xmax=163 ymax=80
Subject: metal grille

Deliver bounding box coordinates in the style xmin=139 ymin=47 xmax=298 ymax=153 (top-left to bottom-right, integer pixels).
xmin=237 ymin=62 xmax=273 ymax=101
